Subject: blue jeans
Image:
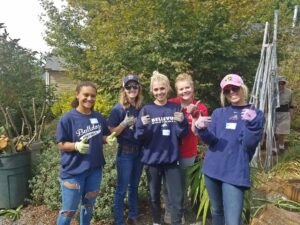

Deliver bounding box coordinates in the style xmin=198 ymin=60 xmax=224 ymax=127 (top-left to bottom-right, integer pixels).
xmin=57 ymin=168 xmax=102 ymax=225
xmin=163 ymin=156 xmax=196 ymax=214
xmin=146 ymin=164 xmax=183 ymax=225
xmin=113 ymin=151 xmax=143 ymax=225
xmin=204 ymin=175 xmax=245 ymax=225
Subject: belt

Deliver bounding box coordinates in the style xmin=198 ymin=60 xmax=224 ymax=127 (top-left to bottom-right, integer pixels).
xmin=119 ymin=145 xmax=141 ymax=153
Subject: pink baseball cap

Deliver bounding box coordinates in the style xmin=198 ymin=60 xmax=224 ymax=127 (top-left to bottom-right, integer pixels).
xmin=220 ymin=74 xmax=244 ymax=89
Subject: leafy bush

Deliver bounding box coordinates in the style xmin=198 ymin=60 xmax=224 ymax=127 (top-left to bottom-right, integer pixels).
xmin=29 ymin=140 xmax=61 ymax=209
xmin=51 ymin=90 xmax=115 ymax=118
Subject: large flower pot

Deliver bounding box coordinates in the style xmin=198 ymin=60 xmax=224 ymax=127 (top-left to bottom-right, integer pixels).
xmin=0 ymin=151 xmax=30 ymax=208
xmin=29 ymin=141 xmax=43 ymax=166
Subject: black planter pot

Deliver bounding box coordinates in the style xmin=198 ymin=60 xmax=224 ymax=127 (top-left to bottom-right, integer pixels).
xmin=0 ymin=151 xmax=31 ymax=208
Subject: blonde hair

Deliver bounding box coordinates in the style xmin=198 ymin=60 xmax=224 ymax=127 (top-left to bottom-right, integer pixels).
xmin=150 ymin=71 xmax=172 ymax=95
xmin=220 ymin=84 xmax=248 ymax=107
xmin=175 ymin=73 xmax=194 ymax=90
xmin=119 ymin=84 xmax=143 ymax=110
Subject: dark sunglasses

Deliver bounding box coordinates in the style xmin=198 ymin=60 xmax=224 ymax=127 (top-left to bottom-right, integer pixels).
xmin=124 ymin=84 xmax=139 ymax=90
xmin=223 ymin=86 xmax=240 ymax=95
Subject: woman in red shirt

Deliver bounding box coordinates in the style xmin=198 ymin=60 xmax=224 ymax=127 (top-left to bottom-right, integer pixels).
xmin=164 ymin=73 xmax=208 ymax=224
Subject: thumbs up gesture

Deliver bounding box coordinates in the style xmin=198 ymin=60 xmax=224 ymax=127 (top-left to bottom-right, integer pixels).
xmin=241 ymin=109 xmax=257 ymax=122
xmin=195 ymin=112 xmax=211 ymax=130
xmin=186 ymin=100 xmax=201 ymax=117
xmin=120 ymin=113 xmax=136 ymax=128
xmin=75 ymin=138 xmax=89 ymax=154
xmin=106 ymin=132 xmax=117 ymax=146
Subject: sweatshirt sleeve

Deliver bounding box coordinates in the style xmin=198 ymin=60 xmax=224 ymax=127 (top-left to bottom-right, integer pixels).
xmin=134 ymin=106 xmax=150 ymax=141
xmin=175 ymin=115 xmax=188 ymax=138
xmin=242 ymin=109 xmax=264 ymax=159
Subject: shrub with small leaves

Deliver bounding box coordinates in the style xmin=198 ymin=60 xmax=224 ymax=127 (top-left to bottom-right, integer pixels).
xmin=51 ymin=90 xmax=115 ymax=118
xmin=29 ymin=139 xmax=61 ymax=209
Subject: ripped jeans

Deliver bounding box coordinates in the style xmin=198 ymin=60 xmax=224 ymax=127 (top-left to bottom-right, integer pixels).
xmin=57 ymin=168 xmax=102 ymax=225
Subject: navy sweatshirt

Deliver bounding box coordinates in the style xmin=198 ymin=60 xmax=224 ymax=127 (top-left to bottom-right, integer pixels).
xmin=135 ymin=102 xmax=188 ymax=165
xmin=197 ymin=105 xmax=264 ymax=188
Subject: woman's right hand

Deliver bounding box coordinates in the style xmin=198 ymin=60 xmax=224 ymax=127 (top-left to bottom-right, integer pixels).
xmin=195 ymin=115 xmax=211 ymax=129
xmin=75 ymin=138 xmax=89 ymax=154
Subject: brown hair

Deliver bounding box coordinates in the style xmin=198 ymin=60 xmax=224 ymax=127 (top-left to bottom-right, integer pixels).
xmin=71 ymin=81 xmax=97 ymax=108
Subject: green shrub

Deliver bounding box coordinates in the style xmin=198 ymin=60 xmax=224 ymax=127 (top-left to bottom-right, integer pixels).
xmin=51 ymin=91 xmax=115 ymax=118
xmin=29 ymin=139 xmax=61 ymax=209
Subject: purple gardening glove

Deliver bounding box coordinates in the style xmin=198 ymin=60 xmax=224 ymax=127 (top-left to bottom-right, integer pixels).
xmin=195 ymin=115 xmax=212 ymax=129
xmin=241 ymin=109 xmax=257 ymax=122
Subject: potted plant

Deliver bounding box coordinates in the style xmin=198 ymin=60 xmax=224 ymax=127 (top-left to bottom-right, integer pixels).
xmin=0 ymin=98 xmax=46 ymax=209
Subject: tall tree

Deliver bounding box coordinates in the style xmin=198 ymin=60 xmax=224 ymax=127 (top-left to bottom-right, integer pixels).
xmin=0 ymin=25 xmax=48 ymax=130
xmin=41 ymin=0 xmax=295 ymax=108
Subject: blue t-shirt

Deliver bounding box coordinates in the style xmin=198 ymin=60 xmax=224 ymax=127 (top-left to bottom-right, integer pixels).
xmin=107 ymin=103 xmax=141 ymax=147
xmin=197 ymin=105 xmax=264 ymax=188
xmin=56 ymin=109 xmax=110 ymax=178
xmin=135 ymin=102 xmax=188 ymax=165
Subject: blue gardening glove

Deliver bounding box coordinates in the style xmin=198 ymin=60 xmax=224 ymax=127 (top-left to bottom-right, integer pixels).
xmin=241 ymin=109 xmax=257 ymax=122
xmin=106 ymin=132 xmax=117 ymax=146
xmin=75 ymin=138 xmax=89 ymax=154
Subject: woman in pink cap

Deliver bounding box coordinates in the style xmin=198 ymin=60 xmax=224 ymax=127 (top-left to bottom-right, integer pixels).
xmin=194 ymin=74 xmax=264 ymax=225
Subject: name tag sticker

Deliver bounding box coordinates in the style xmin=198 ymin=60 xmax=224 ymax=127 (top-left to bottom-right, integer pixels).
xmin=162 ymin=129 xmax=170 ymax=136
xmin=90 ymin=118 xmax=99 ymax=124
xmin=226 ymin=122 xmax=237 ymax=130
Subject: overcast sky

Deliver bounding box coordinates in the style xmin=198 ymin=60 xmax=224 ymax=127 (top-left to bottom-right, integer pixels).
xmin=0 ymin=0 xmax=64 ymax=53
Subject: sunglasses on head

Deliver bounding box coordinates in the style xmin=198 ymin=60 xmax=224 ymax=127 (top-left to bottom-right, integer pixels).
xmin=124 ymin=84 xmax=139 ymax=90
xmin=223 ymin=86 xmax=240 ymax=95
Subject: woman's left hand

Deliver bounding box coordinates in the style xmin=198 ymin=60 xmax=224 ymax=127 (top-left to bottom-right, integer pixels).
xmin=241 ymin=109 xmax=257 ymax=122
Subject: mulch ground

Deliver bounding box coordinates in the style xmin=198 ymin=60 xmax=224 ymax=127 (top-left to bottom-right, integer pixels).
xmin=0 ymin=202 xmax=203 ymax=225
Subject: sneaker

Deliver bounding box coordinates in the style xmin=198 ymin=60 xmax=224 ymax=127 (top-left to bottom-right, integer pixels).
xmin=164 ymin=211 xmax=171 ymax=224
xmin=127 ymin=218 xmax=138 ymax=225
xmin=272 ymin=148 xmax=278 ymax=155
xmin=164 ymin=211 xmax=185 ymax=224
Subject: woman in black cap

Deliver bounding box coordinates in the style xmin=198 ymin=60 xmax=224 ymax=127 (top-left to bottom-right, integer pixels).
xmin=107 ymin=74 xmax=144 ymax=225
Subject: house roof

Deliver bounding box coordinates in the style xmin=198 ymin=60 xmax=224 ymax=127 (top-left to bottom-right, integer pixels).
xmin=44 ymin=56 xmax=65 ymax=71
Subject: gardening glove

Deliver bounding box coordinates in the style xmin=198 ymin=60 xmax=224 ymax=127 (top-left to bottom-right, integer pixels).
xmin=75 ymin=138 xmax=89 ymax=154
xmin=106 ymin=132 xmax=117 ymax=146
xmin=186 ymin=100 xmax=201 ymax=118
xmin=174 ymin=112 xmax=184 ymax=123
xmin=241 ymin=109 xmax=257 ymax=122
xmin=120 ymin=113 xmax=136 ymax=128
xmin=141 ymin=115 xmax=150 ymax=126
xmin=195 ymin=115 xmax=211 ymax=129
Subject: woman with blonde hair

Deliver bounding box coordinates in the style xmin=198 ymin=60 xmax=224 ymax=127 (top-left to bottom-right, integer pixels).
xmin=135 ymin=71 xmax=188 ymax=225
xmin=164 ymin=73 xmax=208 ymax=223
xmin=195 ymin=74 xmax=264 ymax=225
xmin=107 ymin=74 xmax=144 ymax=225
